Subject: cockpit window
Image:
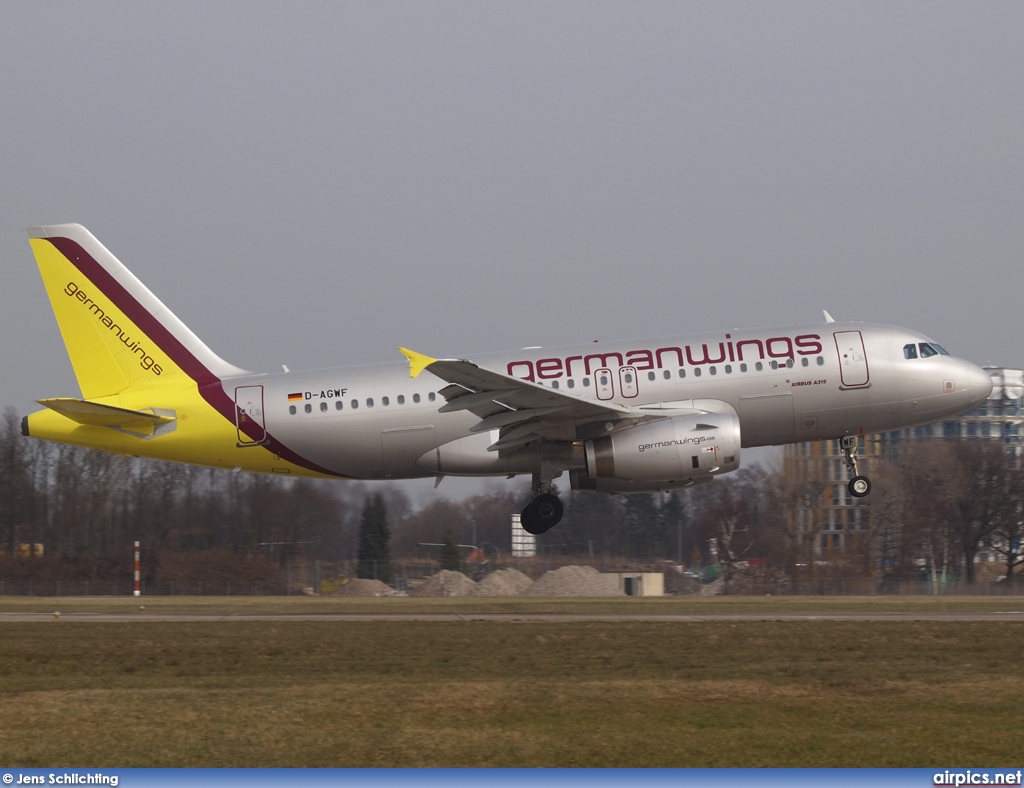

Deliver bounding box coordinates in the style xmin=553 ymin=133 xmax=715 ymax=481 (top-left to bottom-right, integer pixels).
xmin=906 ymin=342 xmax=951 ymax=359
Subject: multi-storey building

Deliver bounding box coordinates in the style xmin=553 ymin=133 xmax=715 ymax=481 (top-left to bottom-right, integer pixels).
xmin=784 ymin=367 xmax=1023 ymax=562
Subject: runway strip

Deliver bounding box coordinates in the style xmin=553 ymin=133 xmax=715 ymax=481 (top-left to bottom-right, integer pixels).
xmin=4 ymin=610 xmax=1024 ymax=622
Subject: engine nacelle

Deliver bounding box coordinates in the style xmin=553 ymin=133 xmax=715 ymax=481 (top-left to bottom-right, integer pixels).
xmin=579 ymin=413 xmax=741 ymax=492
xmin=570 ymin=472 xmax=715 ymax=494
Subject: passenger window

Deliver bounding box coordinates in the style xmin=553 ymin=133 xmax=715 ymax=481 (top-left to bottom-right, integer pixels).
xmin=648 ymin=371 xmax=656 ymax=381
xmin=694 ymin=368 xmax=702 ymax=377
xmin=756 ymin=362 xmax=764 ymax=371
xmin=583 ymin=378 xmax=591 ymax=387
xmin=567 ymin=379 xmax=575 ymax=389
xmin=289 ymin=405 xmax=296 ymax=415
xmin=663 ymin=370 xmax=671 ymax=380
xmin=429 ymin=392 xmax=436 ymax=402
xmin=304 ymin=404 xmax=312 ymax=414
xmin=678 ymin=369 xmax=686 ymax=378
xmin=552 ymin=381 xmax=559 ymax=389
xmin=770 ymin=360 xmax=779 ymax=370
xmin=740 ymin=363 xmax=747 ymax=373
xmin=801 ymin=358 xmax=809 ymax=367
xmin=367 ymin=398 xmax=374 ymax=407
xmin=397 ymin=395 xmax=405 ymax=404
xmin=816 ymin=357 xmax=824 ymax=366
xmin=382 ymin=396 xmax=390 ymax=406
xmin=320 ymin=402 xmax=327 ymax=412
xmin=335 ymin=401 xmax=343 ymax=410
xmin=725 ymin=365 xmax=732 ymax=374
xmin=904 ymin=344 xmax=918 ymax=359
xmin=351 ymin=400 xmax=359 ymax=409
xmin=919 ymin=343 xmax=938 ymax=358
xmin=413 ymin=393 xmax=421 ymax=403
xmin=709 ymin=366 xmax=717 ymax=375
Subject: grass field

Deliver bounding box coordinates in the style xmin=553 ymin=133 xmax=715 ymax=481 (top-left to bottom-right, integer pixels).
xmin=1 ymin=597 xmax=1023 ymax=767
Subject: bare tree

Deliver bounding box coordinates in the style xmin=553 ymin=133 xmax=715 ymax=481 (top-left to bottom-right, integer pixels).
xmin=944 ymin=442 xmax=1017 ymax=584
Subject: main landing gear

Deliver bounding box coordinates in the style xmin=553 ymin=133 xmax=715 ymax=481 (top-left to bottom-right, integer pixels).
xmin=520 ymin=492 xmax=563 ymax=535
xmin=519 ymin=468 xmax=565 ymax=535
xmin=841 ymin=435 xmax=872 ymax=498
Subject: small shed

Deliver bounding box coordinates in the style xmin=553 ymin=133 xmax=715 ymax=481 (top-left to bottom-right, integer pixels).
xmin=607 ymin=572 xmax=664 ymax=596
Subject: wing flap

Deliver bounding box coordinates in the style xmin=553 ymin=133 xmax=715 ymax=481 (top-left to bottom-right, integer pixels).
xmin=469 ymin=405 xmax=569 ymax=433
xmin=438 ymin=388 xmax=520 ymax=413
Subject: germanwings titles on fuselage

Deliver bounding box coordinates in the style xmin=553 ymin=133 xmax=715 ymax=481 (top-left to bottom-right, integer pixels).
xmin=24 ymin=224 xmax=992 ymax=534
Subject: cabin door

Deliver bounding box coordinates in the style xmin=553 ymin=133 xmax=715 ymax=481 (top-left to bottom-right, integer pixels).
xmin=834 ymin=331 xmax=870 ymax=388
xmin=235 ymin=385 xmax=267 ymax=445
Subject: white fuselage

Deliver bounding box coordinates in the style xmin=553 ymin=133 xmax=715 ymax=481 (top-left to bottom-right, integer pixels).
xmin=225 ymin=321 xmax=991 ymax=480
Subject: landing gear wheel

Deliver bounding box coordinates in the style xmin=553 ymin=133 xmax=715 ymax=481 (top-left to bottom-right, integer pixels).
xmin=848 ymin=475 xmax=871 ymax=498
xmin=520 ymin=506 xmax=544 ymax=535
xmin=519 ymin=493 xmax=564 ymax=535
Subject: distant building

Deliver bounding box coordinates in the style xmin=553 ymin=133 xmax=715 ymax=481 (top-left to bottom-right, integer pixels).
xmin=784 ymin=367 xmax=1023 ymax=562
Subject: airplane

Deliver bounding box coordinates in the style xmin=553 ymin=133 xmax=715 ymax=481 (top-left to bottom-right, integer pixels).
xmin=23 ymin=223 xmax=993 ymax=535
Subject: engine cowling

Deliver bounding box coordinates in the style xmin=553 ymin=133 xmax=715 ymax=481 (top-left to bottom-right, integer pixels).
xmin=576 ymin=412 xmax=741 ymax=493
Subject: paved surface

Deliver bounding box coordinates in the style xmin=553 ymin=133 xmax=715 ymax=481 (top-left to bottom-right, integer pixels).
xmin=3 ymin=610 xmax=1024 ymax=623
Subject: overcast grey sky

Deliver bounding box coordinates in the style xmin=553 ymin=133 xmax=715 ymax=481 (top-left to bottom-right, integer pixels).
xmin=2 ymin=1 xmax=1022 ymax=498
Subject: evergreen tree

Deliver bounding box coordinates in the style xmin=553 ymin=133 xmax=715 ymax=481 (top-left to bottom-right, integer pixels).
xmin=356 ymin=493 xmax=392 ymax=582
xmin=439 ymin=527 xmax=462 ymax=571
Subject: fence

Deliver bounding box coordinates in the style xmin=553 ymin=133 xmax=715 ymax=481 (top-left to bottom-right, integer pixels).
xmin=0 ymin=580 xmax=292 ymax=596
xmin=1 ymin=554 xmax=1020 ymax=596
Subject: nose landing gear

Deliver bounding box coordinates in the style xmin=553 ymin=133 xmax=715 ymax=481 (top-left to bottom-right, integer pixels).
xmin=841 ymin=435 xmax=872 ymax=498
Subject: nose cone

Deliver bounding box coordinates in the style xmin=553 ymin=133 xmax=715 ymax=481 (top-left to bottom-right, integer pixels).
xmin=966 ymin=363 xmax=994 ymax=408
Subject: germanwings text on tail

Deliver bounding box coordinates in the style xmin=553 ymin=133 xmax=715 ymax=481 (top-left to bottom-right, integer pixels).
xmin=24 ymin=224 xmax=992 ymax=534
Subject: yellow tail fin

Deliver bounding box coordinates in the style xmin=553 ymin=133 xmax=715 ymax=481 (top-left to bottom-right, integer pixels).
xmin=28 ymin=224 xmax=247 ymax=399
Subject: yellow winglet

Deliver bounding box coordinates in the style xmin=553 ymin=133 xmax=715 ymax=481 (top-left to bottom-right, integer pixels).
xmin=398 ymin=348 xmax=437 ymax=378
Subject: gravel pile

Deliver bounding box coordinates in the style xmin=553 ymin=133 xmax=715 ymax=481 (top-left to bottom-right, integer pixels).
xmin=519 ymin=565 xmax=624 ymax=596
xmin=410 ymin=569 xmax=479 ymax=597
xmin=330 ymin=578 xmax=400 ymax=597
xmin=472 ymin=568 xmax=535 ymax=596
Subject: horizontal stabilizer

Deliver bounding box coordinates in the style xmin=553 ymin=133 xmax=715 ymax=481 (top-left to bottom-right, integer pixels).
xmin=38 ymin=398 xmax=175 ymax=437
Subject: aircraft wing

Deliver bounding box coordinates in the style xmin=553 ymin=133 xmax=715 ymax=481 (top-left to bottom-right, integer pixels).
xmin=399 ymin=348 xmax=678 ymax=454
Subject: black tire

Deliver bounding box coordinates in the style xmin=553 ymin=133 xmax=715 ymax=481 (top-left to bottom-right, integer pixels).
xmin=532 ymin=493 xmax=563 ymax=526
xmin=520 ymin=493 xmax=564 ymax=535
xmin=848 ymin=475 xmax=871 ymax=498
xmin=519 ymin=505 xmax=545 ymax=535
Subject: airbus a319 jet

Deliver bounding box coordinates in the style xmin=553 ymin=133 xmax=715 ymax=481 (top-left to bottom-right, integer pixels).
xmin=23 ymin=224 xmax=992 ymax=534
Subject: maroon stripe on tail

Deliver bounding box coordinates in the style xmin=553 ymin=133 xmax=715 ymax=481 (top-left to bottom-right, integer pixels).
xmin=46 ymin=237 xmax=348 ymax=478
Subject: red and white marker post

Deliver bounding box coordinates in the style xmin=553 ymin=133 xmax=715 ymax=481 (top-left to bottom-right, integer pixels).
xmin=133 ymin=541 xmax=141 ymax=597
